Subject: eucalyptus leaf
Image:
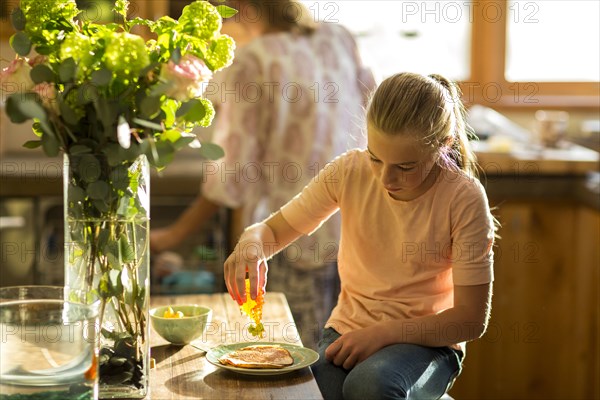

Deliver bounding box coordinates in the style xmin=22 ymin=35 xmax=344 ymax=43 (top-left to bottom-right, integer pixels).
xmin=34 ymin=45 xmax=51 ymax=55
xmin=9 ymin=95 xmax=46 ymax=121
xmin=97 ymin=228 xmax=110 ymax=252
xmin=109 ymin=270 xmax=123 ymax=296
xmin=119 ymin=234 xmax=135 ymax=263
xmin=91 ymin=69 xmax=113 ymax=86
xmin=23 ymin=140 xmax=42 ymax=149
xmin=110 ymin=166 xmax=130 ymax=191
xmin=11 ymin=8 xmax=26 ymax=31
xmin=117 ymin=196 xmax=132 ymax=216
xmin=69 ymin=145 xmax=92 ymax=155
xmin=149 ymin=82 xmax=170 ymax=97
xmin=171 ymin=47 xmax=182 ymax=64
xmin=30 ymin=64 xmax=55 ymax=84
xmin=175 ymin=100 xmax=194 ymax=117
xmin=87 ymin=180 xmax=110 ymax=200
xmin=147 ymin=140 xmax=175 ymax=168
xmin=95 ymin=99 xmax=118 ymax=132
xmin=104 ymin=241 xmax=121 ymax=270
xmin=93 ymin=199 xmax=110 ymax=213
xmin=216 ymin=5 xmax=238 ymax=18
xmin=173 ymin=136 xmax=196 ymax=150
xmin=41 ymin=133 xmax=60 ymax=157
xmin=101 ymin=328 xmax=131 ymax=341
xmin=118 ymin=144 xmax=143 ymax=164
xmin=198 ymin=142 xmax=225 ymax=160
xmin=59 ymin=101 xmax=81 ymax=125
xmin=5 ymin=95 xmax=28 ymax=123
xmin=59 ymin=58 xmax=77 ymax=83
xmin=140 ymin=96 xmax=161 ymax=119
xmin=78 ymin=154 xmax=102 ymax=183
xmin=104 ymin=143 xmax=124 ymax=167
xmin=181 ymin=99 xmax=206 ymax=123
xmin=10 ymin=32 xmax=31 ymax=56
xmin=67 ymin=185 xmax=86 ymax=203
xmin=78 ymin=83 xmax=99 ymax=104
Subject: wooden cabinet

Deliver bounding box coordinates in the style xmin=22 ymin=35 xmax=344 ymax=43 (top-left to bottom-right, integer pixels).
xmin=450 ymin=200 xmax=599 ymax=399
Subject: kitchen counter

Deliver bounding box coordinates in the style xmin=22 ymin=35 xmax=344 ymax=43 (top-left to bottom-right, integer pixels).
xmin=0 ymin=153 xmax=205 ymax=197
xmin=1 ymin=142 xmax=599 ymax=209
xmin=472 ymin=140 xmax=599 ymax=175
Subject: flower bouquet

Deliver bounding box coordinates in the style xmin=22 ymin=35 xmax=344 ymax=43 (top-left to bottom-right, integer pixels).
xmin=1 ymin=0 xmax=236 ymax=397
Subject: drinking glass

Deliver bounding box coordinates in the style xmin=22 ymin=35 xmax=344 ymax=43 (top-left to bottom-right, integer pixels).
xmin=0 ymin=286 xmax=100 ymax=400
xmin=535 ymin=110 xmax=570 ymax=148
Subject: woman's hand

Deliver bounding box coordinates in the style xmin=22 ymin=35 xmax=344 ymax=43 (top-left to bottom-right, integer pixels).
xmin=325 ymin=325 xmax=389 ymax=370
xmin=223 ymin=225 xmax=270 ymax=305
xmin=150 ymin=227 xmax=182 ymax=254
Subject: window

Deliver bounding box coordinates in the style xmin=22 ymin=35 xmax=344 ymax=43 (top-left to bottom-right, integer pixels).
xmin=302 ymin=1 xmax=472 ymax=81
xmin=505 ymin=0 xmax=599 ymax=82
xmin=301 ymin=0 xmax=600 ymax=110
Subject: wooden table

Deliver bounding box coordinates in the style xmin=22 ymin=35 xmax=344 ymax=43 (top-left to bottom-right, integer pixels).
xmin=149 ymin=292 xmax=323 ymax=400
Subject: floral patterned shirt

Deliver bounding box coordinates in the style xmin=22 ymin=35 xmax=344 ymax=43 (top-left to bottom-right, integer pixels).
xmin=202 ymin=23 xmax=375 ymax=268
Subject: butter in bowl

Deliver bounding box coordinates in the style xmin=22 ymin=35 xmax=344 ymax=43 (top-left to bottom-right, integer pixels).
xmin=150 ymin=305 xmax=212 ymax=345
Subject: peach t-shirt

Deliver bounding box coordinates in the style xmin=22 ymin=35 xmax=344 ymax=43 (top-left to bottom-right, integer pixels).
xmin=281 ymin=149 xmax=495 ymax=343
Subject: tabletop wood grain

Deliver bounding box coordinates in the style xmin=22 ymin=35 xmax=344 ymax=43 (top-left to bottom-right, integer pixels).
xmin=149 ymin=292 xmax=323 ymax=400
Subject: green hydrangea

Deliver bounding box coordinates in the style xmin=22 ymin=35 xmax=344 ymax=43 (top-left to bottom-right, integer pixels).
xmin=204 ymin=35 xmax=235 ymax=71
xmin=60 ymin=33 xmax=95 ymax=78
xmin=177 ymin=1 xmax=222 ymax=40
xmin=21 ymin=0 xmax=79 ymax=38
xmin=103 ymin=32 xmax=150 ymax=78
xmin=198 ymin=97 xmax=215 ymax=127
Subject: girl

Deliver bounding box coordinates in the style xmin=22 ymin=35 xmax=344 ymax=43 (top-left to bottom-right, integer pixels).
xmin=224 ymin=72 xmax=495 ymax=400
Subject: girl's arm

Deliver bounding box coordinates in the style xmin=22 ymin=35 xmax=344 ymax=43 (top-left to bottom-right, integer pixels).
xmin=381 ymin=282 xmax=493 ymax=346
xmin=223 ymin=211 xmax=303 ymax=305
xmin=326 ymin=282 xmax=492 ymax=369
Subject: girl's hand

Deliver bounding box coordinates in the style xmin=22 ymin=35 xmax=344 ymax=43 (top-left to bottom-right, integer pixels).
xmin=223 ymin=227 xmax=268 ymax=305
xmin=223 ymin=213 xmax=303 ymax=306
xmin=325 ymin=326 xmax=388 ymax=370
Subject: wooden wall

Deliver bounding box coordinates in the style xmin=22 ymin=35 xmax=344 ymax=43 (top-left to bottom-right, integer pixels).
xmin=450 ymin=200 xmax=599 ymax=399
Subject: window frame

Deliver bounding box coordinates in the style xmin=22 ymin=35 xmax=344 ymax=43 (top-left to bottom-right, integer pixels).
xmin=1 ymin=0 xmax=598 ymax=110
xmin=460 ymin=0 xmax=599 ymax=111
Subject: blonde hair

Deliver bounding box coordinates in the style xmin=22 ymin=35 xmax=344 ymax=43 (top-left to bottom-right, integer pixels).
xmin=367 ymin=72 xmax=478 ymax=177
xmin=226 ymin=0 xmax=316 ymax=36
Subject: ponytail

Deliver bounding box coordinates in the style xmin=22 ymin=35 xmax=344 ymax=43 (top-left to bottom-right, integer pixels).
xmin=428 ymin=74 xmax=478 ymax=178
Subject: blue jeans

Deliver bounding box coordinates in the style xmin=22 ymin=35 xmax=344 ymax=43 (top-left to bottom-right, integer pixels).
xmin=312 ymin=328 xmax=463 ymax=400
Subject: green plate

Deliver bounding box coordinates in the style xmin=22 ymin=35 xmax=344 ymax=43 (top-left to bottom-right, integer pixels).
xmin=206 ymin=342 xmax=319 ymax=376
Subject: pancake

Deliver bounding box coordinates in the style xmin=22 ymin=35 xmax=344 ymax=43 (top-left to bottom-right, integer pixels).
xmin=218 ymin=345 xmax=294 ymax=369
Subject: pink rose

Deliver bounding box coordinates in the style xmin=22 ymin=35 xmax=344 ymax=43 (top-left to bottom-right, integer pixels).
xmin=28 ymin=55 xmax=49 ymax=67
xmin=160 ymin=54 xmax=213 ymax=101
xmin=32 ymin=82 xmax=60 ymax=115
xmin=0 ymin=58 xmax=34 ymax=98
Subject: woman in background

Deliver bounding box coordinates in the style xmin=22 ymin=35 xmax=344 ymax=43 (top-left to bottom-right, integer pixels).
xmin=151 ymin=0 xmax=375 ymax=349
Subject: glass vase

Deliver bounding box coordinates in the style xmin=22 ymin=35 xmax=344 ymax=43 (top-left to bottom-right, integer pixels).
xmin=64 ymin=153 xmax=150 ymax=399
